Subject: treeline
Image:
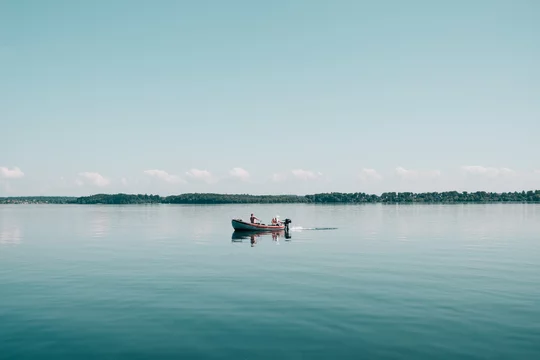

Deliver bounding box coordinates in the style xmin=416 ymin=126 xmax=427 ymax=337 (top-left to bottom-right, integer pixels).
xmin=307 ymin=191 xmax=540 ymax=203
xmin=0 ymin=196 xmax=76 ymax=204
xmin=73 ymin=193 xmax=162 ymax=204
xmin=162 ymin=193 xmax=308 ymax=204
xmin=2 ymin=191 xmax=540 ymax=205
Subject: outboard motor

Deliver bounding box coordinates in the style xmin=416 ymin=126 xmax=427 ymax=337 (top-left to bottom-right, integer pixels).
xmin=283 ymin=218 xmax=292 ymax=232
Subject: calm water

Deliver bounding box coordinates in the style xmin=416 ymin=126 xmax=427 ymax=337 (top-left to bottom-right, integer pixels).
xmin=1 ymin=204 xmax=539 ymax=359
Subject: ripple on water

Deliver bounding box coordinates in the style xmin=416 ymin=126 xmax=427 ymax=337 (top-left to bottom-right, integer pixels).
xmin=1 ymin=204 xmax=540 ymax=359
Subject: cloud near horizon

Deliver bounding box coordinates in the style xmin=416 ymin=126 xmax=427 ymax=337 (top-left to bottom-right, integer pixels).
xmin=359 ymin=168 xmax=382 ymax=181
xmin=144 ymin=169 xmax=184 ymax=184
xmin=271 ymin=169 xmax=322 ymax=182
xmin=5 ymin=165 xmax=540 ymax=195
xmin=0 ymin=166 xmax=24 ymax=179
xmin=77 ymin=172 xmax=110 ymax=187
xmin=272 ymin=172 xmax=287 ymax=182
xmin=186 ymin=168 xmax=214 ymax=183
xmin=461 ymin=166 xmax=515 ymax=177
xmin=395 ymin=167 xmax=441 ymax=180
xmin=229 ymin=167 xmax=250 ymax=181
xmin=291 ymin=169 xmax=322 ymax=180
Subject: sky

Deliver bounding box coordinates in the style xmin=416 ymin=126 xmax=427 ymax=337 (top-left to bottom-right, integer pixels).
xmin=1 ymin=0 xmax=539 ymax=196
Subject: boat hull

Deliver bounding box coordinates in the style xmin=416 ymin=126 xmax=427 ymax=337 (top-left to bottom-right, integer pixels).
xmin=231 ymin=219 xmax=285 ymax=231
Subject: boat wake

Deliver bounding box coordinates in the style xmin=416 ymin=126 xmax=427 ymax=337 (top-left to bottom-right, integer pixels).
xmin=290 ymin=226 xmax=338 ymax=231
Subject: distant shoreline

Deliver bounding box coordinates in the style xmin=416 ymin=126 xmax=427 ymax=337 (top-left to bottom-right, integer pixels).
xmin=1 ymin=191 xmax=539 ymax=204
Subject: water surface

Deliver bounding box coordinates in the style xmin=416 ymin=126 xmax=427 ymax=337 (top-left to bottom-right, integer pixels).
xmin=1 ymin=204 xmax=539 ymax=359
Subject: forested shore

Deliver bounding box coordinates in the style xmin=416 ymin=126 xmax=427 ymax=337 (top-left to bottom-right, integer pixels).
xmin=2 ymin=190 xmax=540 ymax=204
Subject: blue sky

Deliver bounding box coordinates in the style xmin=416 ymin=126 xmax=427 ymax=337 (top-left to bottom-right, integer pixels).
xmin=1 ymin=0 xmax=539 ymax=196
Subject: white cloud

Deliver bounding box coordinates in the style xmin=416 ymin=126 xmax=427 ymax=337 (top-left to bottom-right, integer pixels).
xmin=271 ymin=169 xmax=322 ymax=182
xmin=121 ymin=177 xmax=128 ymax=186
xmin=499 ymin=168 xmax=516 ymax=176
xmin=291 ymin=169 xmax=322 ymax=180
xmin=77 ymin=172 xmax=110 ymax=187
xmin=395 ymin=167 xmax=440 ymax=180
xmin=0 ymin=166 xmax=24 ymax=179
xmin=186 ymin=168 xmax=214 ymax=183
xmin=395 ymin=167 xmax=418 ymax=179
xmin=358 ymin=168 xmax=382 ymax=181
xmin=272 ymin=173 xmax=287 ymax=182
xmin=229 ymin=167 xmax=250 ymax=181
xmin=461 ymin=166 xmax=515 ymax=177
xmin=144 ymin=169 xmax=184 ymax=184
xmin=533 ymin=169 xmax=540 ymax=174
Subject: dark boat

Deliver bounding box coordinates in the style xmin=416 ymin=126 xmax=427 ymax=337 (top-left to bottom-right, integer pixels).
xmin=231 ymin=218 xmax=291 ymax=231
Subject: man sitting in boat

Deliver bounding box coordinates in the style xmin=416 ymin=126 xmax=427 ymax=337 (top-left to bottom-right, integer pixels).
xmin=250 ymin=213 xmax=260 ymax=224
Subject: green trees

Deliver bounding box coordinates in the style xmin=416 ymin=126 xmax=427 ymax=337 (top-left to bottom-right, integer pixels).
xmin=162 ymin=193 xmax=308 ymax=204
xmin=73 ymin=194 xmax=161 ymax=204
xmin=0 ymin=196 xmax=76 ymax=204
xmin=305 ymin=192 xmax=379 ymax=203
xmin=2 ymin=190 xmax=540 ymax=204
xmin=73 ymin=190 xmax=540 ymax=204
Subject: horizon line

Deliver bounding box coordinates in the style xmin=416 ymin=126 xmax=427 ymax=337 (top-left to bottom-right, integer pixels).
xmin=2 ymin=189 xmax=540 ymax=198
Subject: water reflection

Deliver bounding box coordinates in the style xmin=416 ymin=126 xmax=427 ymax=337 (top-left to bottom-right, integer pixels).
xmin=0 ymin=224 xmax=22 ymax=245
xmin=231 ymin=230 xmax=291 ymax=247
xmin=90 ymin=209 xmax=110 ymax=238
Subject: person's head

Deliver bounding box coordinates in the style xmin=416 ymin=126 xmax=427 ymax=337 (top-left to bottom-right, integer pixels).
xmin=251 ymin=213 xmax=253 ymax=216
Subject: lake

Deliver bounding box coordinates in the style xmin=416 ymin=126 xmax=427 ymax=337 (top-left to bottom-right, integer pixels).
xmin=1 ymin=204 xmax=539 ymax=359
